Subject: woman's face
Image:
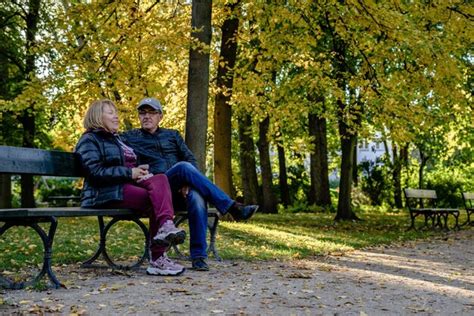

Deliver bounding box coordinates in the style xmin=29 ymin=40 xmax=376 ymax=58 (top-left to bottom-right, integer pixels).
xmin=102 ymin=104 xmax=119 ymax=133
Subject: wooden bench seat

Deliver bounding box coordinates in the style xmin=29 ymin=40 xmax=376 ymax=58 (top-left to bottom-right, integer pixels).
xmin=403 ymin=188 xmax=460 ymax=230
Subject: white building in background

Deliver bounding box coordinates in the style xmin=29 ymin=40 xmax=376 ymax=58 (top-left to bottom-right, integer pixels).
xmin=357 ymin=132 xmax=392 ymax=165
xmin=328 ymin=132 xmax=392 ymax=181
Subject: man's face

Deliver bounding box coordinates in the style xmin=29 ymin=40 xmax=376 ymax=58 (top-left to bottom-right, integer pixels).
xmin=138 ymin=105 xmax=163 ymax=133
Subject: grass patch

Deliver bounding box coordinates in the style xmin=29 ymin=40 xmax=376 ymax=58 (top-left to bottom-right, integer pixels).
xmin=0 ymin=211 xmax=470 ymax=272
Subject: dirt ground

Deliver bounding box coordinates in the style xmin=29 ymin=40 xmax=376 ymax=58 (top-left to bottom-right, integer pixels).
xmin=1 ymin=229 xmax=473 ymax=315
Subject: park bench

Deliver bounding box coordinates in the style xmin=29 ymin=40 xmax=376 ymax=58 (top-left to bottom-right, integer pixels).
xmin=403 ymin=188 xmax=460 ymax=231
xmin=0 ymin=145 xmax=220 ymax=290
xmin=461 ymin=192 xmax=474 ymax=226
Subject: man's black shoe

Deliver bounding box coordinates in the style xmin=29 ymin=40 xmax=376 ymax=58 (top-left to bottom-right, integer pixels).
xmin=229 ymin=203 xmax=259 ymax=221
xmin=192 ymin=258 xmax=209 ymax=271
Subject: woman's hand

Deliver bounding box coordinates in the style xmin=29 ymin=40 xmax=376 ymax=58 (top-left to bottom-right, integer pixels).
xmin=132 ymin=167 xmax=149 ymax=180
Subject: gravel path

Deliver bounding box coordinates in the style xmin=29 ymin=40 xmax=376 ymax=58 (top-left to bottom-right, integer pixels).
xmin=1 ymin=229 xmax=473 ymax=315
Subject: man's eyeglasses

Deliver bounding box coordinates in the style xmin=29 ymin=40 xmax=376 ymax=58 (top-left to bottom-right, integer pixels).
xmin=138 ymin=110 xmax=160 ymax=116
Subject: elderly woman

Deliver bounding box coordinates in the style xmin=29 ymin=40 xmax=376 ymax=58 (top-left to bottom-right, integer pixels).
xmin=75 ymin=99 xmax=185 ymax=276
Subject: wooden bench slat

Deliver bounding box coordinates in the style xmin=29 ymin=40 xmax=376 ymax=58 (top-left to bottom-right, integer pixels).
xmin=0 ymin=146 xmax=81 ymax=176
xmin=462 ymin=192 xmax=474 ymax=200
xmin=404 ymin=189 xmax=437 ymax=199
xmin=0 ymin=207 xmax=136 ymax=218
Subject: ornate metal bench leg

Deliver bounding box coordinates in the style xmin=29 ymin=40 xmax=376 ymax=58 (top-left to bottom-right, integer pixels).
xmin=461 ymin=211 xmax=470 ymax=226
xmin=422 ymin=213 xmax=433 ymax=230
xmin=441 ymin=213 xmax=449 ymax=230
xmin=452 ymin=212 xmax=460 ymax=230
xmin=207 ymin=214 xmax=221 ymax=261
xmin=0 ymin=218 xmax=61 ymax=289
xmin=34 ymin=218 xmax=61 ymax=288
xmin=407 ymin=212 xmax=416 ymax=230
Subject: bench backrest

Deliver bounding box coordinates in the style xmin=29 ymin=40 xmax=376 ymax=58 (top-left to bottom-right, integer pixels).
xmin=0 ymin=145 xmax=82 ymax=177
xmin=404 ymin=188 xmax=437 ymax=208
xmin=462 ymin=192 xmax=474 ymax=209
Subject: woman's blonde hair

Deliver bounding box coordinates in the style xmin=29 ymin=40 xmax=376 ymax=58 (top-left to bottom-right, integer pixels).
xmin=83 ymin=99 xmax=117 ymax=130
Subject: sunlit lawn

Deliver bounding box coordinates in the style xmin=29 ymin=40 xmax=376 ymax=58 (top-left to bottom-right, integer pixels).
xmin=0 ymin=209 xmax=471 ymax=272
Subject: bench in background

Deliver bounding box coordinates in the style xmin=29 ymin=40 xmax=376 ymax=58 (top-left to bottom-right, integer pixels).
xmin=461 ymin=192 xmax=474 ymax=226
xmin=403 ymin=188 xmax=460 ymax=230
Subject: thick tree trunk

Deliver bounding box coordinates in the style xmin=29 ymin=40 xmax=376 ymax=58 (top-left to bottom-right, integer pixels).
xmin=257 ymin=116 xmax=278 ymax=213
xmin=185 ymin=0 xmax=213 ymax=172
xmin=335 ymin=99 xmax=360 ymax=221
xmin=213 ymin=1 xmax=240 ymax=196
xmin=20 ymin=0 xmax=41 ymax=208
xmin=277 ymin=144 xmax=290 ymax=206
xmin=238 ymin=114 xmax=259 ymax=205
xmin=308 ymin=113 xmax=331 ymax=207
xmin=336 ymin=132 xmax=359 ymax=220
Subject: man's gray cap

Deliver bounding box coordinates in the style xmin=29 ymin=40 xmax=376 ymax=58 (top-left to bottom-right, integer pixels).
xmin=137 ymin=97 xmax=163 ymax=112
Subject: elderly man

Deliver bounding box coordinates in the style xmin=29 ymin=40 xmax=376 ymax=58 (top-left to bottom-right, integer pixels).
xmin=122 ymin=97 xmax=258 ymax=271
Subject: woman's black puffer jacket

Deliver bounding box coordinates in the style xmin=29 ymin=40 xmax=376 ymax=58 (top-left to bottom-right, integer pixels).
xmin=74 ymin=129 xmax=133 ymax=207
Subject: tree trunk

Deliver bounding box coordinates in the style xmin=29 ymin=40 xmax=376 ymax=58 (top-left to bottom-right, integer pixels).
xmin=336 ymin=132 xmax=359 ymax=220
xmin=352 ymin=137 xmax=358 ymax=187
xmin=238 ymin=114 xmax=259 ymax=205
xmin=392 ymin=144 xmax=403 ymax=208
xmin=401 ymin=144 xmax=410 ymax=189
xmin=20 ymin=0 xmax=41 ymax=208
xmin=277 ymin=144 xmax=290 ymax=206
xmin=335 ymin=100 xmax=360 ymax=220
xmin=418 ymin=148 xmax=429 ymax=189
xmin=185 ymin=0 xmax=213 ymax=172
xmin=257 ymin=116 xmax=278 ymax=213
xmin=308 ymin=113 xmax=332 ymax=208
xmin=213 ymin=1 xmax=240 ymax=196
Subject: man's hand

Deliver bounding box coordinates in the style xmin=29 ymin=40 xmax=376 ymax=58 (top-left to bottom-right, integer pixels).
xmin=137 ymin=164 xmax=149 ymax=171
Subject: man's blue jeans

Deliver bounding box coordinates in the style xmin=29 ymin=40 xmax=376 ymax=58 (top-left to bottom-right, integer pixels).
xmin=165 ymin=162 xmax=234 ymax=259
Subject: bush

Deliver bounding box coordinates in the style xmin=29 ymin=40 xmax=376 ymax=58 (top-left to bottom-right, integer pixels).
xmin=358 ymin=160 xmax=391 ymax=206
xmin=37 ymin=177 xmax=82 ymax=203
xmin=425 ymin=167 xmax=473 ymax=207
xmin=351 ymin=185 xmax=372 ymax=209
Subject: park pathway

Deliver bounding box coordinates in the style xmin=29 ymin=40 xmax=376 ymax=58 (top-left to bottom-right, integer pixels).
xmin=1 ymin=229 xmax=473 ymax=315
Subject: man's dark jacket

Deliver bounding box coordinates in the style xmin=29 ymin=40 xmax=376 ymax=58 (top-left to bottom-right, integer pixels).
xmin=122 ymin=128 xmax=198 ymax=175
xmin=75 ymin=129 xmax=132 ymax=207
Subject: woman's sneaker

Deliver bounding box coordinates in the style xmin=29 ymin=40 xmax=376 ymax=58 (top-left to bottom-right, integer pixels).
xmin=146 ymin=254 xmax=185 ymax=276
xmin=153 ymin=220 xmax=186 ymax=246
